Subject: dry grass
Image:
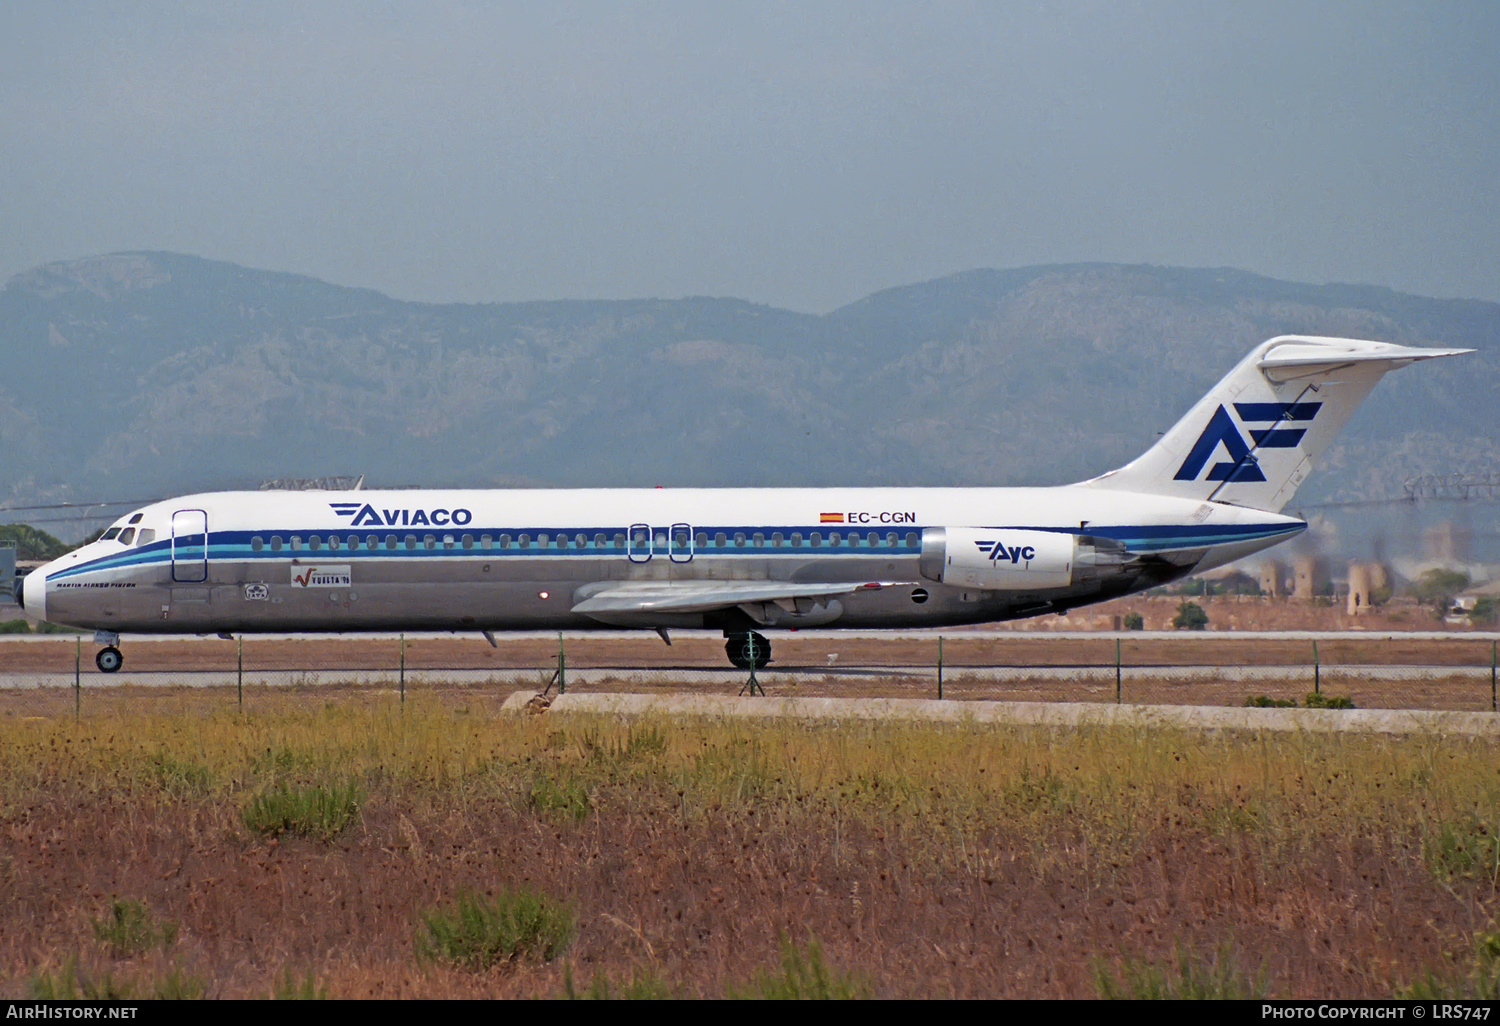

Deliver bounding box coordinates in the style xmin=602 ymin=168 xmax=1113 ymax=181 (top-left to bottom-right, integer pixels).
xmin=1 ymin=696 xmax=1497 ymax=997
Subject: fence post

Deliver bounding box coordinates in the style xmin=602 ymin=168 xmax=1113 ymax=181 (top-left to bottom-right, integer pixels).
xmin=1115 ymin=637 xmax=1122 ymax=705
xmin=1312 ymin=640 xmax=1320 ymax=696
xmin=937 ymin=635 xmax=943 ymax=700
xmin=74 ymin=636 xmax=80 ymax=723
xmin=399 ymin=633 xmax=406 ymax=706
xmin=1492 ymin=640 xmax=1496 ymax=713
xmin=237 ymin=635 xmax=243 ymax=710
xmin=557 ymin=632 xmax=566 ymax=695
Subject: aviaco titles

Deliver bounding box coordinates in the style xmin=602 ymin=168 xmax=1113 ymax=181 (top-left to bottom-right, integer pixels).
xmin=16 ymin=336 xmax=1470 ymax=673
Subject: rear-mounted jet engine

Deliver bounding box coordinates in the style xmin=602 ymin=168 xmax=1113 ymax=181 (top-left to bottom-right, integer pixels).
xmin=917 ymin=527 xmax=1133 ymax=590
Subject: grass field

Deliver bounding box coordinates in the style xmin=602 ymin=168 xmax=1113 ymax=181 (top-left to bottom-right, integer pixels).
xmin=3 ymin=696 xmax=1499 ymax=998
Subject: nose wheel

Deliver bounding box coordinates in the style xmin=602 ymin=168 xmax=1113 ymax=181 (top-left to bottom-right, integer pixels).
xmin=96 ymin=646 xmax=123 ymax=673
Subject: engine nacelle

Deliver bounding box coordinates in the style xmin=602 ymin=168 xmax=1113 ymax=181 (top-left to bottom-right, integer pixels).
xmin=918 ymin=527 xmax=1078 ymax=590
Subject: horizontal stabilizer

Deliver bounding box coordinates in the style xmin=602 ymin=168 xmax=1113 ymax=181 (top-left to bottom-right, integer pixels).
xmin=1257 ymin=339 xmax=1473 ymax=375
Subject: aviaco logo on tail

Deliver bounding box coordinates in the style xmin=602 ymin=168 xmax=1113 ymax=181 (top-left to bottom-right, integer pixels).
xmin=330 ymin=502 xmax=473 ymax=527
xmin=1174 ymin=402 xmax=1322 ymax=483
xmin=975 ymin=539 xmax=1036 ymax=564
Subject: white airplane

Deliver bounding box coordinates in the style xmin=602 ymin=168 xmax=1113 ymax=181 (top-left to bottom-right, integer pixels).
xmin=16 ymin=335 xmax=1470 ymax=673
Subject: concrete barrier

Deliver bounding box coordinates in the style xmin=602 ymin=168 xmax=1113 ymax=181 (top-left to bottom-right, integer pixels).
xmin=501 ymin=690 xmax=1500 ymax=737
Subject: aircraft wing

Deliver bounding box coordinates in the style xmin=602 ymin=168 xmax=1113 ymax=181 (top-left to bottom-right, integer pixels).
xmin=571 ymin=580 xmax=868 ymax=616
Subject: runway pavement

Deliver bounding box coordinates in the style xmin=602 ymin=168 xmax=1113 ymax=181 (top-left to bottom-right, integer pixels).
xmin=1 ymin=662 xmax=1490 ymax=690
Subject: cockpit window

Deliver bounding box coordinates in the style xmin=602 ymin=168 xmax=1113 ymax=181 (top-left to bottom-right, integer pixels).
xmin=128 ymin=513 xmax=144 ymax=525
xmin=102 ymin=527 xmax=121 ymax=541
xmin=136 ymin=529 xmax=155 ymax=545
xmin=117 ymin=528 xmax=136 ymax=545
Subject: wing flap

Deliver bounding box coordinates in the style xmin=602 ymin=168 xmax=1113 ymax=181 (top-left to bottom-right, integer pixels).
xmin=571 ymin=580 xmax=862 ymax=616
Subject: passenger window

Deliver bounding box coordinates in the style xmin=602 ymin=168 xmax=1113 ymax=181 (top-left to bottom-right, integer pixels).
xmin=461 ymin=534 xmax=473 ymax=549
xmin=886 ymin=532 xmax=897 ymax=546
xmin=714 ymin=532 xmax=726 ymax=547
xmin=270 ymin=536 xmax=282 ymax=551
xmin=613 ymin=533 xmax=626 ymax=548
xmin=309 ymin=536 xmax=321 ymax=551
xmin=136 ymin=528 xmax=155 ymax=545
xmin=695 ymin=533 xmax=708 ymax=548
xmin=117 ymin=528 xmax=136 ymax=545
xmin=790 ymin=533 xmax=802 ymax=547
xmin=443 ymin=534 xmax=455 ymax=549
xmin=290 ymin=536 xmax=302 ymax=551
xmin=499 ymin=534 xmax=511 ymax=549
xmin=385 ymin=535 xmax=397 ymax=549
xmin=481 ymin=534 xmax=493 ymax=549
xmin=556 ymin=535 xmax=567 ymax=549
xmin=251 ymin=536 xmax=263 ymax=551
xmin=770 ymin=532 xmax=783 ymax=547
xmin=810 ymin=533 xmax=821 ymax=547
xmin=575 ymin=533 xmax=586 ymax=548
xmin=519 ymin=534 xmax=530 ymax=548
xmin=829 ymin=532 xmax=841 ymax=546
xmin=423 ymin=535 xmax=435 ymax=550
xmin=734 ymin=532 xmax=746 ymax=547
xmin=752 ymin=533 xmax=764 ymax=547
xmin=102 ymin=527 xmax=121 ymax=541
xmin=405 ymin=535 xmax=416 ymax=550
xmin=906 ymin=532 xmax=918 ymax=547
xmin=593 ymin=533 xmax=605 ymax=548
xmin=346 ymin=536 xmax=358 ymax=550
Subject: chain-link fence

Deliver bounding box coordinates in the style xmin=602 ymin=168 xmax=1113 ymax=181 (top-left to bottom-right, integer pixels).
xmin=1 ymin=631 xmax=1497 ymax=718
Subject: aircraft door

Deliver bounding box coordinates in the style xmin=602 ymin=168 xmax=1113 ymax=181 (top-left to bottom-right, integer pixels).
xmin=171 ymin=509 xmax=209 ymax=583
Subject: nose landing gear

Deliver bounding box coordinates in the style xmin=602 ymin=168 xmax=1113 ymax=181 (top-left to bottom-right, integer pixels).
xmin=92 ymin=631 xmax=123 ymax=673
xmin=724 ymin=631 xmax=771 ymax=670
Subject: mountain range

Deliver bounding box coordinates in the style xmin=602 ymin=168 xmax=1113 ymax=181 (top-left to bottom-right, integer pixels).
xmin=2 ymin=252 xmax=1495 ymax=537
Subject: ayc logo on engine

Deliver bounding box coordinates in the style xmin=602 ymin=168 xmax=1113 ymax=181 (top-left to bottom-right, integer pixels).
xmin=974 ymin=539 xmax=1036 ymax=564
xmin=1174 ymin=402 xmax=1322 ymax=483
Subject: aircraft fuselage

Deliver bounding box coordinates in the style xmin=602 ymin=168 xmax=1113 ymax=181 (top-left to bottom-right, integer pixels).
xmin=25 ymin=485 xmax=1303 ymax=636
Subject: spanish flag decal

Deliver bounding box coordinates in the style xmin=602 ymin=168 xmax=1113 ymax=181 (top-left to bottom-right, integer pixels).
xmin=820 ymin=512 xmax=844 ymax=523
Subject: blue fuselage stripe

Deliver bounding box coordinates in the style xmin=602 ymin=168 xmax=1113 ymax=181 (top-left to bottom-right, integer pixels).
xmin=46 ymin=520 xmax=1302 ymax=581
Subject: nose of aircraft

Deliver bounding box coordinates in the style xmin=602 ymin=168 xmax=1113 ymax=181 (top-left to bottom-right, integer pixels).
xmin=18 ymin=568 xmax=45 ymax=622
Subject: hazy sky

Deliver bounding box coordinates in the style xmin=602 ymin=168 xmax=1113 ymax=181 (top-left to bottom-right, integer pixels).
xmin=3 ymin=1 xmax=1498 ymax=312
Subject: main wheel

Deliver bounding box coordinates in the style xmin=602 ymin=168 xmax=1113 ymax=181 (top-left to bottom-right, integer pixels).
xmin=96 ymin=646 xmax=123 ymax=673
xmin=724 ymin=632 xmax=771 ymax=670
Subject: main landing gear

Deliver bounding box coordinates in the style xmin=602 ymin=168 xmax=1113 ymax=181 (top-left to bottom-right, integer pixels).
xmin=724 ymin=631 xmax=771 ymax=670
xmin=94 ymin=631 xmax=123 ymax=673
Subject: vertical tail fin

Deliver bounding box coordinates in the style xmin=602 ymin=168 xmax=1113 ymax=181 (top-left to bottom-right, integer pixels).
xmin=1080 ymin=336 xmax=1471 ymax=511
